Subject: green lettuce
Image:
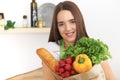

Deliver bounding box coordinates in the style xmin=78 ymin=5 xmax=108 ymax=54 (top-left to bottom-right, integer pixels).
xmin=64 ymin=37 xmax=112 ymax=65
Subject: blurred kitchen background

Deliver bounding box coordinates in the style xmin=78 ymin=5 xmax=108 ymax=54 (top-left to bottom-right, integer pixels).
xmin=0 ymin=0 xmax=120 ymax=80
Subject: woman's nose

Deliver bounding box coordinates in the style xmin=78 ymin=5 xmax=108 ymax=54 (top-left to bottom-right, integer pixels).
xmin=65 ymin=23 xmax=71 ymax=31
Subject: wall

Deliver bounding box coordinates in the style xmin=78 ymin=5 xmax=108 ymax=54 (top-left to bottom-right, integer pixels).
xmin=0 ymin=0 xmax=120 ymax=80
xmin=0 ymin=33 xmax=49 ymax=80
xmin=0 ymin=0 xmax=66 ymax=27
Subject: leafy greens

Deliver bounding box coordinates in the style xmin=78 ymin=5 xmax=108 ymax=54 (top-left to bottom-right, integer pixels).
xmin=64 ymin=37 xmax=112 ymax=64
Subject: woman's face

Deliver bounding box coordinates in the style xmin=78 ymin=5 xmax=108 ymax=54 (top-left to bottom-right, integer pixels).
xmin=57 ymin=10 xmax=76 ymax=46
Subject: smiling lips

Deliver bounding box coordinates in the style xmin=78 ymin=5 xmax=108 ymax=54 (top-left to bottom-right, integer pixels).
xmin=65 ymin=32 xmax=74 ymax=38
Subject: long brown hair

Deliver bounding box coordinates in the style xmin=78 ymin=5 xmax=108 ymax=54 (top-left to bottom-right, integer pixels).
xmin=48 ymin=1 xmax=88 ymax=45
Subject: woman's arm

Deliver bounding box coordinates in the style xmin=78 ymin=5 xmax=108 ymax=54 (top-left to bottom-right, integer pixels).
xmin=101 ymin=61 xmax=116 ymax=80
xmin=42 ymin=62 xmax=56 ymax=80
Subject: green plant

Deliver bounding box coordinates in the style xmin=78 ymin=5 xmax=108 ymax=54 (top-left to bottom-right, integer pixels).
xmin=64 ymin=37 xmax=112 ymax=65
xmin=4 ymin=20 xmax=15 ymax=30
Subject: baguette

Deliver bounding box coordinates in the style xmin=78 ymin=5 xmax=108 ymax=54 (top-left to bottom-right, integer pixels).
xmin=36 ymin=48 xmax=58 ymax=71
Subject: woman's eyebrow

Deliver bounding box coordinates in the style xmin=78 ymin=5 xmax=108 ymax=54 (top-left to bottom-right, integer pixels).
xmin=57 ymin=21 xmax=63 ymax=24
xmin=69 ymin=19 xmax=75 ymax=21
xmin=57 ymin=18 xmax=75 ymax=23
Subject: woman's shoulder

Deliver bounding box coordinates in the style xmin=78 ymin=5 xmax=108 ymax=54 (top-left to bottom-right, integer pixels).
xmin=48 ymin=42 xmax=59 ymax=47
xmin=44 ymin=42 xmax=60 ymax=60
xmin=46 ymin=42 xmax=60 ymax=50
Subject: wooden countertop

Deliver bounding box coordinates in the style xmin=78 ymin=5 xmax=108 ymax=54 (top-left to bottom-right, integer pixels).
xmin=6 ymin=68 xmax=44 ymax=80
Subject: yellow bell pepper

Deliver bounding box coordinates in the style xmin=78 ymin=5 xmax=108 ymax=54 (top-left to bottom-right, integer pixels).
xmin=73 ymin=54 xmax=92 ymax=73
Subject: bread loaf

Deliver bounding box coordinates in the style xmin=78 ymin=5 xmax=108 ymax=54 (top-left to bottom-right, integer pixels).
xmin=36 ymin=48 xmax=58 ymax=71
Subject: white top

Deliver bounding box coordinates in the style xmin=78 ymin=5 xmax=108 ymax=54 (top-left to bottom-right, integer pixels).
xmin=44 ymin=42 xmax=60 ymax=60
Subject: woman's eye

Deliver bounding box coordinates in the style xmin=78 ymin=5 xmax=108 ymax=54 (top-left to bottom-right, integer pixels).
xmin=70 ymin=19 xmax=76 ymax=23
xmin=58 ymin=23 xmax=64 ymax=27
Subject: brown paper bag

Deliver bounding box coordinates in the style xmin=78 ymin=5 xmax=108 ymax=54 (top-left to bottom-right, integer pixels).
xmin=52 ymin=64 xmax=106 ymax=80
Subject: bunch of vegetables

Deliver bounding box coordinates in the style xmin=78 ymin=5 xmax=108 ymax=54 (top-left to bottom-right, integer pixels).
xmin=54 ymin=54 xmax=93 ymax=78
xmin=54 ymin=37 xmax=112 ymax=78
xmin=54 ymin=56 xmax=77 ymax=78
xmin=4 ymin=20 xmax=16 ymax=30
xmin=64 ymin=37 xmax=112 ymax=64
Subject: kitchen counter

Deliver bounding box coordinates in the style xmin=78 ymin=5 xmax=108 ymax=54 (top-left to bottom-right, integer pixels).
xmin=6 ymin=68 xmax=44 ymax=80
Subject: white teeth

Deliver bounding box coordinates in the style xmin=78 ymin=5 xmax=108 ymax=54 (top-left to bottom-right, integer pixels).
xmin=66 ymin=32 xmax=73 ymax=37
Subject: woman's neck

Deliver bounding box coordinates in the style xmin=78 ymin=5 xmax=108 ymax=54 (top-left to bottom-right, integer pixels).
xmin=64 ymin=41 xmax=74 ymax=49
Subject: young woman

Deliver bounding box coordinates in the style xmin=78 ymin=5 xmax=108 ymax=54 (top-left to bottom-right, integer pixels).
xmin=42 ymin=1 xmax=115 ymax=80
